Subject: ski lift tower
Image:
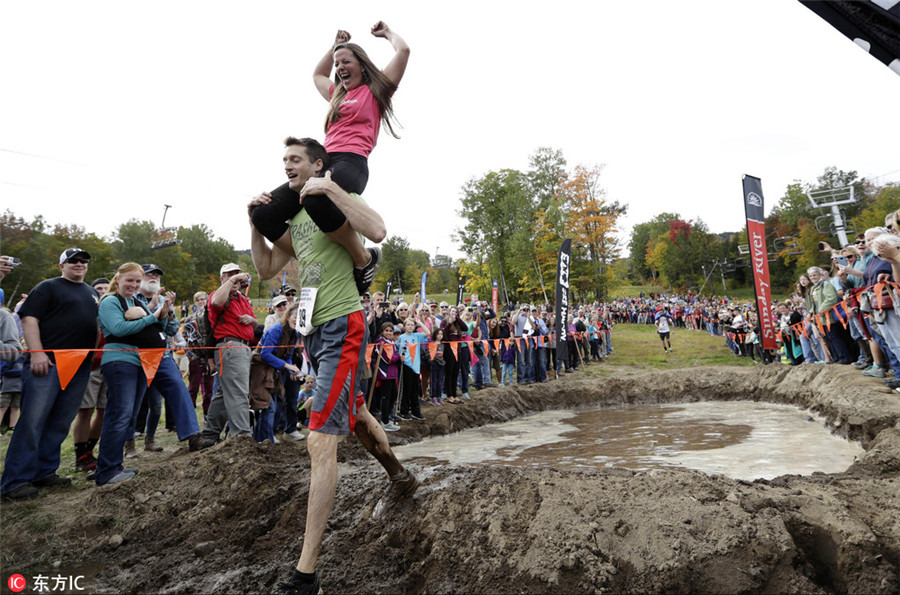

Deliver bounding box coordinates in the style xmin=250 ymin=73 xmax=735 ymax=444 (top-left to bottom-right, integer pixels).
xmin=806 ymin=186 xmax=857 ymax=248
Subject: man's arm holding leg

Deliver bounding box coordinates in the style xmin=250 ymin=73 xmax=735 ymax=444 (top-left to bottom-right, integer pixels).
xmin=248 ymin=195 xmax=294 ymax=280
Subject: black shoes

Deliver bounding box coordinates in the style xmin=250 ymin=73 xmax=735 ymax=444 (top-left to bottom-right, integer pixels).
xmin=2 ymin=484 xmax=38 ymax=501
xmin=33 ymin=474 xmax=72 ymax=488
xmin=353 ymin=247 xmax=381 ymax=296
xmin=276 ymin=570 xmax=321 ymax=595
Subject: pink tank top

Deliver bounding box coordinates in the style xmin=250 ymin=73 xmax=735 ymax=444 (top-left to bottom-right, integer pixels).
xmin=325 ymin=84 xmax=381 ymax=157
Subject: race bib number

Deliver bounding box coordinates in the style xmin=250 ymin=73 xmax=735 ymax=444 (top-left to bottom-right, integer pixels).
xmin=296 ymin=287 xmax=319 ymax=336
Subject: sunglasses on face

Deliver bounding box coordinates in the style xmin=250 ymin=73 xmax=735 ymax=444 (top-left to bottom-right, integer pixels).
xmin=66 ymin=258 xmax=90 ymax=264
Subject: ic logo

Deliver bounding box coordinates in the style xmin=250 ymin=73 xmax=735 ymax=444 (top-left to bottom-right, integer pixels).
xmin=746 ymin=192 xmax=762 ymax=207
xmin=8 ymin=574 xmax=26 ymax=593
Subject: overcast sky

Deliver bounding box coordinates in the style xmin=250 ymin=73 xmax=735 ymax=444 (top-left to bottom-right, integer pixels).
xmin=3 ymin=1 xmax=898 ymax=262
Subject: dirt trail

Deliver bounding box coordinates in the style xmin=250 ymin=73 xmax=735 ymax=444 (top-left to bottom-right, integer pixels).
xmin=2 ymin=365 xmax=899 ymax=594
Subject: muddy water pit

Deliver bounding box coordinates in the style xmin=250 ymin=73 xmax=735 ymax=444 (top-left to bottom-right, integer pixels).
xmin=3 ymin=366 xmax=899 ymax=594
xmin=395 ymin=401 xmax=865 ymax=480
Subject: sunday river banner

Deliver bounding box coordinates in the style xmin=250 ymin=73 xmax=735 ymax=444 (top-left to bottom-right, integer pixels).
xmin=742 ymin=175 xmax=777 ymax=351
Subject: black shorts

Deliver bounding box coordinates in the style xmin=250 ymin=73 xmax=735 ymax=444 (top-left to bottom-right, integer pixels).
xmin=658 ymin=331 xmax=670 ymax=341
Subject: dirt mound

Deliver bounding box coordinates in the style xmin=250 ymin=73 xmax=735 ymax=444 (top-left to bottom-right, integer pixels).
xmin=2 ymin=365 xmax=899 ymax=594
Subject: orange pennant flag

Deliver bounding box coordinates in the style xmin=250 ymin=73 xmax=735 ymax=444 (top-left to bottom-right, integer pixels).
xmin=492 ymin=339 xmax=501 ymax=351
xmin=503 ymin=338 xmax=512 ymax=350
xmin=482 ymin=339 xmax=490 ymax=354
xmin=429 ymin=342 xmax=439 ymax=359
xmin=815 ymin=316 xmax=825 ymax=336
xmin=408 ymin=342 xmax=418 ymax=362
xmin=366 ymin=343 xmax=375 ymax=360
xmin=449 ymin=341 xmax=459 ymax=359
xmin=383 ymin=344 xmax=394 ymax=360
xmin=138 ymin=348 xmax=166 ymax=385
xmin=54 ymin=349 xmax=92 ymax=390
xmin=467 ymin=341 xmax=475 ymax=358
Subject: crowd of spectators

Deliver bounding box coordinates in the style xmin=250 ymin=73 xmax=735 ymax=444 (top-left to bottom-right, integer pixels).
xmin=3 ymin=207 xmax=896 ymax=501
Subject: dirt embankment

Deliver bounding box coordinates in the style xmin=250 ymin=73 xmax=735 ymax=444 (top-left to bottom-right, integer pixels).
xmin=2 ymin=365 xmax=899 ymax=594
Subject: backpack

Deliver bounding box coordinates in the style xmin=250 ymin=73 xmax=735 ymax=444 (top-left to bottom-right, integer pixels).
xmin=186 ymin=299 xmax=231 ymax=359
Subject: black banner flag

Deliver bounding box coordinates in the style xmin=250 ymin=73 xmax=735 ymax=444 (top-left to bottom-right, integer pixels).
xmin=554 ymin=239 xmax=572 ymax=367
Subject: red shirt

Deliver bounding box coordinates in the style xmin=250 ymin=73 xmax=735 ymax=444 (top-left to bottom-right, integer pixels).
xmin=207 ymin=291 xmax=255 ymax=342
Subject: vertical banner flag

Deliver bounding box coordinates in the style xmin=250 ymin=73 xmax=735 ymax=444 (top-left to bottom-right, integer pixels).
xmin=420 ymin=271 xmax=427 ymax=304
xmin=385 ymin=279 xmax=392 ymax=300
xmin=457 ymin=278 xmax=466 ymax=308
xmin=742 ymin=175 xmax=777 ymax=351
xmin=554 ymin=239 xmax=572 ymax=367
xmin=491 ymin=278 xmax=499 ymax=315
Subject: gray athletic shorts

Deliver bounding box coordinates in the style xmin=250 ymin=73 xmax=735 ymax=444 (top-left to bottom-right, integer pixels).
xmin=80 ymin=367 xmax=108 ymax=409
xmin=0 ymin=392 xmax=21 ymax=408
xmin=305 ymin=310 xmax=368 ymax=436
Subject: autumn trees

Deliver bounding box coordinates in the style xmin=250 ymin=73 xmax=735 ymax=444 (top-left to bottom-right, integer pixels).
xmin=626 ymin=167 xmax=900 ymax=293
xmin=456 ymin=148 xmax=627 ymax=305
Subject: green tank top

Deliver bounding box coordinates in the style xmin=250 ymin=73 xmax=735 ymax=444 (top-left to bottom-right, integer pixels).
xmin=289 ymin=194 xmax=365 ymax=326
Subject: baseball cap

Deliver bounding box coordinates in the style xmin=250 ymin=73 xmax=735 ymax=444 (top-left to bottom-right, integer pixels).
xmin=59 ymin=248 xmax=91 ymax=265
xmin=220 ymin=263 xmax=241 ymax=275
xmin=91 ymin=277 xmax=110 ymax=288
xmin=279 ymin=284 xmax=296 ymax=295
xmin=272 ymin=295 xmax=288 ymax=307
xmin=142 ymin=263 xmax=164 ymax=276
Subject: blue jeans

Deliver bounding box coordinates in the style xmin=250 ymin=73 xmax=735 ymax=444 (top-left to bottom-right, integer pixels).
xmin=516 ymin=339 xmax=533 ymax=383
xmin=1 ymin=356 xmax=92 ymax=494
xmin=534 ymin=347 xmax=547 ymax=381
xmin=871 ymin=314 xmax=900 ymax=380
xmin=458 ymin=345 xmax=471 ymax=394
xmin=280 ymin=376 xmax=300 ymax=433
xmin=137 ymin=385 xmax=163 ymax=438
xmin=253 ymin=394 xmax=277 ymax=443
xmin=97 ymin=362 xmax=148 ymax=485
xmin=430 ymin=364 xmax=445 ymax=398
xmin=473 ymin=348 xmax=491 ymax=387
xmin=147 ymin=357 xmax=201 ymax=440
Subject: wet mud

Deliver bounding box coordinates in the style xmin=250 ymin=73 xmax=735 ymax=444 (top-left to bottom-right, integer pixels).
xmin=2 ymin=365 xmax=899 ymax=594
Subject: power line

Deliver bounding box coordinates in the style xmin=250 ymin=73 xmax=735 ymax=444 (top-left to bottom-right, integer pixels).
xmin=0 ymin=147 xmax=85 ymax=166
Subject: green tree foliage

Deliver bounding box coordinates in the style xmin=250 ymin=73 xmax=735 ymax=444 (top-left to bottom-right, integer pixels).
xmin=457 ymin=148 xmax=624 ymax=305
xmin=0 ymin=211 xmax=239 ymax=306
xmin=378 ymin=235 xmax=412 ymax=293
xmin=1 ymin=210 xmax=112 ymax=298
xmin=457 ymin=168 xmax=536 ymax=303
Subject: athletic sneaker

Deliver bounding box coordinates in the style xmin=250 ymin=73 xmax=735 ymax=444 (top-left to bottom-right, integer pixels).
xmin=277 ymin=570 xmax=321 ymax=595
xmin=382 ymin=422 xmax=400 ymax=432
xmin=852 ymin=361 xmax=869 ymax=370
xmin=287 ymin=430 xmax=305 ymax=441
xmin=353 ymin=247 xmax=381 ymax=296
xmin=461 ymin=392 xmax=470 ymax=400
xmin=390 ymin=467 xmax=420 ymax=499
xmin=76 ymin=453 xmax=97 ymax=472
xmin=863 ymin=365 xmax=886 ymax=378
xmin=410 ymin=413 xmax=426 ymax=421
xmin=104 ymin=469 xmax=137 ymax=485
